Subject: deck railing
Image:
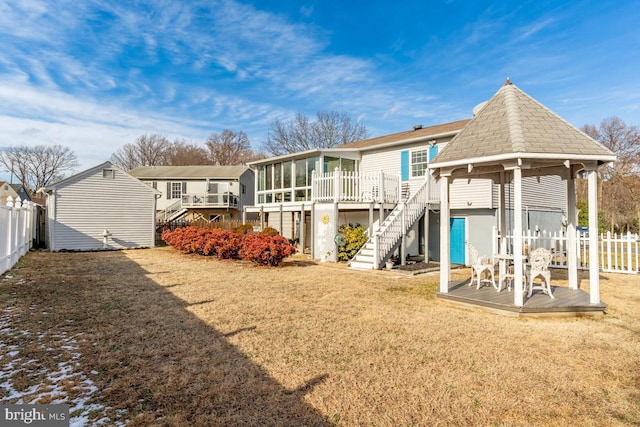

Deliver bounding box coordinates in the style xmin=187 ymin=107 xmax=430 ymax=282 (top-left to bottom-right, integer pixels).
xmin=181 ymin=192 xmax=239 ymax=209
xmin=311 ymin=169 xmax=438 ymax=204
xmin=158 ymin=192 xmax=240 ymax=223
xmin=492 ymin=228 xmax=639 ymax=274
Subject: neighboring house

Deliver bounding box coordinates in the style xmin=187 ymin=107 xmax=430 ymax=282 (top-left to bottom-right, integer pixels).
xmin=9 ymin=184 xmax=31 ymax=203
xmin=128 ymin=165 xmax=254 ymax=223
xmin=245 ymin=102 xmax=568 ymax=268
xmin=0 ymin=181 xmax=20 ymax=206
xmin=42 ymin=161 xmax=159 ymax=251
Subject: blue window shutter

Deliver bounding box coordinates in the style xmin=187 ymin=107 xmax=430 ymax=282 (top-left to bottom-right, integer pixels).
xmin=429 ymin=145 xmax=439 ymax=162
xmin=401 ymin=150 xmax=409 ymax=180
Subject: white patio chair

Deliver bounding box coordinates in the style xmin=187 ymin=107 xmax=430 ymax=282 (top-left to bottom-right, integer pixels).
xmin=526 ymin=248 xmax=554 ymax=299
xmin=467 ymin=242 xmax=496 ymax=290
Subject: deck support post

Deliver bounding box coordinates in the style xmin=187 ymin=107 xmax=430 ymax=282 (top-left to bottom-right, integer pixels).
xmin=439 ymin=176 xmax=450 ymax=293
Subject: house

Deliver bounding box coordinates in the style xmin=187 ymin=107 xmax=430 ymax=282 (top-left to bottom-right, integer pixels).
xmin=129 ymin=165 xmax=254 ymax=223
xmin=244 ymin=98 xmax=568 ymax=269
xmin=42 ymin=161 xmax=159 ymax=251
xmin=0 ymin=181 xmax=20 ymax=206
xmin=9 ymin=183 xmax=31 ymax=203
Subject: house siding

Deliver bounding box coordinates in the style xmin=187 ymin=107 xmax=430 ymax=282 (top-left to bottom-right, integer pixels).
xmin=491 ymin=175 xmax=567 ymax=212
xmin=450 ymin=179 xmax=494 ymax=209
xmin=49 ymin=165 xmax=156 ymax=251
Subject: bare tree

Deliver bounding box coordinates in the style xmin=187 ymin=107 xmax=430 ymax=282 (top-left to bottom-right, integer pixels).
xmin=581 ymin=117 xmax=640 ymax=233
xmin=206 ymin=130 xmax=260 ymax=165
xmin=167 ymin=140 xmax=210 ymax=166
xmin=0 ymin=144 xmax=78 ymax=191
xmin=263 ymin=111 xmax=369 ymax=156
xmin=110 ymin=134 xmax=171 ymax=170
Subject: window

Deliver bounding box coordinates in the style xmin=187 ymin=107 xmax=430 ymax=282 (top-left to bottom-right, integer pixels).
xmin=411 ymin=149 xmax=429 ymax=177
xmin=295 ymin=159 xmax=306 ymax=186
xmin=283 ymin=161 xmax=292 ymax=188
xmin=171 ymin=182 xmax=182 ymax=199
xmin=257 ymin=166 xmax=265 ymax=191
xmin=274 ymin=162 xmax=282 ymax=189
xmin=265 ymin=164 xmax=273 ymax=190
xmin=103 ymin=169 xmax=115 ymax=179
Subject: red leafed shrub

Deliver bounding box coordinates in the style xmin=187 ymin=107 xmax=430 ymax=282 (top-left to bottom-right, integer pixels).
xmin=203 ymin=229 xmax=243 ymax=259
xmin=164 ymin=226 xmax=294 ymax=266
xmin=239 ymin=234 xmax=296 ymax=266
xmin=162 ymin=226 xmax=213 ymax=254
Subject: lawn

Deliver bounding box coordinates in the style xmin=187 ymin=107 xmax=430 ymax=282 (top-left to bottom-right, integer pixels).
xmin=1 ymin=247 xmax=639 ymax=426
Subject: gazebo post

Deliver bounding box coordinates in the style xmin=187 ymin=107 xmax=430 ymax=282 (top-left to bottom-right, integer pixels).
xmin=513 ymin=166 xmax=524 ymax=307
xmin=498 ymin=172 xmax=507 ymax=254
xmin=587 ymin=167 xmax=600 ymax=304
xmin=439 ymin=175 xmax=450 ymax=293
xmin=566 ymin=169 xmax=579 ymax=290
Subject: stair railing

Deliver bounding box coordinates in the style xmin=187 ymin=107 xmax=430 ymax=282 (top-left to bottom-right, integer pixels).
xmin=373 ymin=177 xmax=430 ymax=268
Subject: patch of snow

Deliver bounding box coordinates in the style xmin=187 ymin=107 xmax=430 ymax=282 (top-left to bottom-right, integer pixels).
xmin=0 ymin=307 xmax=127 ymax=426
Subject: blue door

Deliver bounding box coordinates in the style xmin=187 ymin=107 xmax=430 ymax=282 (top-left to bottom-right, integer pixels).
xmin=449 ymin=217 xmax=466 ymax=265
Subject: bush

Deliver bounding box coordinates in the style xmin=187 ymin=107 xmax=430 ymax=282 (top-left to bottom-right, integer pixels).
xmin=240 ymin=234 xmax=296 ymax=266
xmin=233 ymin=223 xmax=255 ymax=235
xmin=337 ymin=223 xmax=368 ymax=261
xmin=260 ymin=226 xmax=280 ymax=237
xmin=162 ymin=226 xmax=295 ymax=266
xmin=203 ymin=229 xmax=243 ymax=259
xmin=162 ymin=226 xmax=213 ymax=254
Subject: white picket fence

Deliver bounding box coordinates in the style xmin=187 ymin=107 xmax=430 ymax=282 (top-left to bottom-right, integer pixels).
xmin=492 ymin=227 xmax=639 ymax=274
xmin=1 ymin=196 xmax=36 ymax=274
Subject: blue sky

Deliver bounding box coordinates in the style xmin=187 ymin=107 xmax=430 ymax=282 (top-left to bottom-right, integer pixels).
xmin=0 ymin=0 xmax=639 ymax=182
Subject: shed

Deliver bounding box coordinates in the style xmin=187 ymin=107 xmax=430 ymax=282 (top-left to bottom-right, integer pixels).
xmin=42 ymin=161 xmax=159 ymax=251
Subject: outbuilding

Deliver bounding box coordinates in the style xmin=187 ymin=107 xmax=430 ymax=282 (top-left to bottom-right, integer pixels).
xmin=42 ymin=161 xmax=159 ymax=251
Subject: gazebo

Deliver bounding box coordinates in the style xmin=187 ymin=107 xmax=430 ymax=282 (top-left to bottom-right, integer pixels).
xmin=429 ymin=80 xmax=616 ymax=315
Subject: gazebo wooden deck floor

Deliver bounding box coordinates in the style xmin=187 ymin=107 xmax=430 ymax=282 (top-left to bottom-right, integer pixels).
xmin=437 ymin=280 xmax=607 ymax=317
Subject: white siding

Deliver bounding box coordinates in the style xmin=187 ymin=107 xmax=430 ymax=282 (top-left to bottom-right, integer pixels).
xmin=360 ymin=148 xmax=402 ymax=176
xmin=450 ymin=178 xmax=494 ymax=209
xmin=238 ymin=169 xmax=256 ymax=211
xmin=49 ymin=165 xmax=156 ymax=251
xmin=491 ymin=175 xmax=567 ymax=211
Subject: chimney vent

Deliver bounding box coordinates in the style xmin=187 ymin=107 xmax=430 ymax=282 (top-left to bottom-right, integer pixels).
xmin=413 ymin=124 xmax=423 ymax=130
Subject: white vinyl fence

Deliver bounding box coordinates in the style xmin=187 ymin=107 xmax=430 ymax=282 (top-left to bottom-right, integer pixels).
xmin=1 ymin=196 xmax=36 ymax=274
xmin=492 ymin=227 xmax=639 ymax=274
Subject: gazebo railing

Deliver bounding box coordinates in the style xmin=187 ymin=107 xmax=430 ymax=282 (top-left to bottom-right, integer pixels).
xmin=491 ymin=227 xmax=639 ymax=274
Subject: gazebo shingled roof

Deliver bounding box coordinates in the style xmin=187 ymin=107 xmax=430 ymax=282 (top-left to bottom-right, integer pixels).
xmin=431 ymin=80 xmax=615 ymax=169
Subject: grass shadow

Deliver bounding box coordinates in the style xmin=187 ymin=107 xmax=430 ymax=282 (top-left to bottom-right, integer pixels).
xmin=2 ymin=251 xmax=333 ymax=426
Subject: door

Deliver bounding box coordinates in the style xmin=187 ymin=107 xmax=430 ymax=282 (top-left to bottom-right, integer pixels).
xmin=449 ymin=217 xmax=466 ymax=265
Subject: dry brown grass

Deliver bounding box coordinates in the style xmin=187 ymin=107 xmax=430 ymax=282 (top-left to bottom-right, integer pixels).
xmin=1 ymin=247 xmax=639 ymax=426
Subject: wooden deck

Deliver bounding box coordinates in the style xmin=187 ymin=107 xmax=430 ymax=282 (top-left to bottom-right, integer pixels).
xmin=437 ymin=280 xmax=607 ymax=317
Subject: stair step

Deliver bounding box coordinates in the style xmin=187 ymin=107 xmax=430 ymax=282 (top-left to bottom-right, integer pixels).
xmin=349 ymin=261 xmax=375 ymax=270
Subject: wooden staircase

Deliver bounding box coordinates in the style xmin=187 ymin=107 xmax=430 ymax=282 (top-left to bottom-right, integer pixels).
xmin=349 ymin=178 xmax=430 ymax=270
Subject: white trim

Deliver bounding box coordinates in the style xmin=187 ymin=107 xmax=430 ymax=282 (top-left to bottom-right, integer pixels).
xmin=429 ymin=152 xmax=617 ymax=170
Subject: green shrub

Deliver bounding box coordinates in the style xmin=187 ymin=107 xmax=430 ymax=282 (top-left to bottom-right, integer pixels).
xmin=337 ymin=223 xmax=368 ymax=261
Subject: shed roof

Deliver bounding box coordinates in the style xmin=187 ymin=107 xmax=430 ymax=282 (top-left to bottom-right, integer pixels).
xmin=430 ymin=81 xmax=616 ymax=168
xmin=128 ymin=165 xmax=250 ymax=179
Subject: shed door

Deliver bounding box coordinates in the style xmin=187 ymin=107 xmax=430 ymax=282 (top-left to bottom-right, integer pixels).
xmin=449 ymin=217 xmax=466 ymax=265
